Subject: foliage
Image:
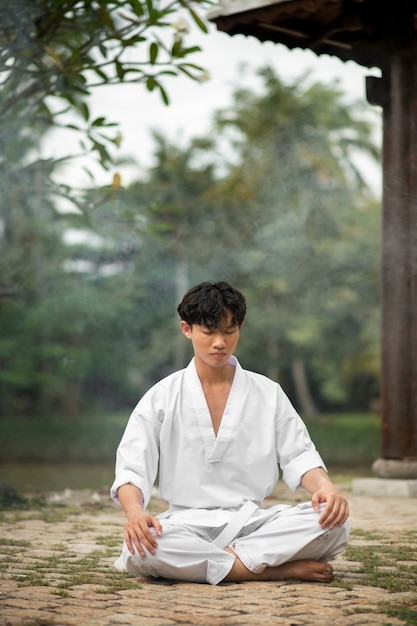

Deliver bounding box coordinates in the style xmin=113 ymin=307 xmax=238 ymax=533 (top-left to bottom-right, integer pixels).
xmin=0 ymin=65 xmax=381 ymax=417
xmin=0 ymin=0 xmax=212 ymax=284
xmin=0 ymin=0 xmax=211 ymax=174
xmin=207 ymin=67 xmax=380 ymax=409
xmin=305 ymin=413 xmax=381 ymax=466
xmin=0 ymin=0 xmax=212 ymax=415
xmin=118 ymin=66 xmax=381 ymax=412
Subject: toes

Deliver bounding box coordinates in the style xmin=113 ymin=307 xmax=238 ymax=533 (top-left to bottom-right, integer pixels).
xmin=318 ymin=563 xmax=334 ymax=582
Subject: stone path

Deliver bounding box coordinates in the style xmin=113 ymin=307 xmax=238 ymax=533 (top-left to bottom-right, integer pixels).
xmin=1 ymin=484 xmax=416 ymax=626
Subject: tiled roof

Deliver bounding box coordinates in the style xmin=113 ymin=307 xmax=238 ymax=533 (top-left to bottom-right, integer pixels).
xmin=209 ymin=0 xmax=417 ymax=68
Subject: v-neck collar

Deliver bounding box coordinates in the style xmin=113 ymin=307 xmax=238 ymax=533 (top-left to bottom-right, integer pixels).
xmin=185 ymin=356 xmax=245 ymax=463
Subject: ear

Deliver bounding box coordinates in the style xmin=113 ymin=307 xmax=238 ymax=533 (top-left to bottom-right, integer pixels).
xmin=180 ymin=320 xmax=192 ymax=339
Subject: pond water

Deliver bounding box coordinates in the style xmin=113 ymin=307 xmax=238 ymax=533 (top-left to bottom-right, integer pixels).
xmin=1 ymin=463 xmax=372 ymax=496
xmin=0 ymin=463 xmax=115 ymax=494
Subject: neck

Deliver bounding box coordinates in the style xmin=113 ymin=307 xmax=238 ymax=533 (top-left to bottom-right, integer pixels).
xmin=194 ymin=357 xmax=235 ymax=386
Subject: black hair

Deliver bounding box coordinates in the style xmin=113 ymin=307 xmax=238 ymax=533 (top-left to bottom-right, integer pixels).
xmin=177 ymin=281 xmax=246 ymax=328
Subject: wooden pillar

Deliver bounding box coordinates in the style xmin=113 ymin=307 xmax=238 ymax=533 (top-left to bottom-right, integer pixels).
xmin=369 ymin=48 xmax=417 ymax=477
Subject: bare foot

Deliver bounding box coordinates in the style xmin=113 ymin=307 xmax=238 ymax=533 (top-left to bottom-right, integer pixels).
xmin=270 ymin=559 xmax=334 ymax=583
xmin=223 ymin=554 xmax=334 ymax=583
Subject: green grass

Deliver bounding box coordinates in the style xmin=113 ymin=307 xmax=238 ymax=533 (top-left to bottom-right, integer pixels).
xmin=343 ymin=542 xmax=417 ymax=592
xmin=339 ymin=530 xmax=417 ymax=625
xmin=0 ymin=411 xmax=381 ymax=466
xmin=1 ymin=533 xmax=143 ymax=595
xmin=0 ymin=412 xmax=129 ymax=463
xmin=304 ymin=412 xmax=380 ymax=467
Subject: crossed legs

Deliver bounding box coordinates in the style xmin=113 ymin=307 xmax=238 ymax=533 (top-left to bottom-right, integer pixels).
xmin=115 ymin=502 xmax=349 ymax=585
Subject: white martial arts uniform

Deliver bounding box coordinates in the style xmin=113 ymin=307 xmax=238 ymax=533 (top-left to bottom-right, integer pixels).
xmin=111 ymin=356 xmax=349 ymax=585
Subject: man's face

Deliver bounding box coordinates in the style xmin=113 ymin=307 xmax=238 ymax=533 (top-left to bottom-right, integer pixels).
xmin=180 ymin=312 xmax=241 ymax=369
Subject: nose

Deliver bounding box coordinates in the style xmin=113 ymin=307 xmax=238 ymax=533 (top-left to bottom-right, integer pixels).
xmin=212 ymin=332 xmax=226 ymax=348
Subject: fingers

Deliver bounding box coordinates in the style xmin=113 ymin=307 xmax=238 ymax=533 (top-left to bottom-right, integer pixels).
xmin=311 ymin=488 xmax=349 ymax=529
xmin=124 ymin=516 xmax=162 ymax=556
xmin=318 ymin=495 xmax=349 ymax=529
xmin=125 ymin=526 xmax=156 ymax=556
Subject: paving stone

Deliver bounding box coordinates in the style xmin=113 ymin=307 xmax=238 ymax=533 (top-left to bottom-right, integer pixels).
xmin=1 ymin=490 xmax=416 ymax=626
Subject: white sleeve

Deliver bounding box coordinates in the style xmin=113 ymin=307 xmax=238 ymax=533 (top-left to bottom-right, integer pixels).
xmin=274 ymin=385 xmax=327 ymax=492
xmin=110 ymin=391 xmax=161 ymax=508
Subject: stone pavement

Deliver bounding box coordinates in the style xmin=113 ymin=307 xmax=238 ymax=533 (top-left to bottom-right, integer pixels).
xmin=0 ymin=483 xmax=416 ymax=626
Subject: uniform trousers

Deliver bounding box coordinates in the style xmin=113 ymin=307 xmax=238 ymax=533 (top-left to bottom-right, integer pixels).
xmin=115 ymin=501 xmax=350 ymax=585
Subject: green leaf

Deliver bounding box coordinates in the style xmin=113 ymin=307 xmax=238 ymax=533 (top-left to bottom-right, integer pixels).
xmin=93 ymin=67 xmax=108 ymax=81
xmin=115 ymin=60 xmax=125 ymax=80
xmin=177 ymin=65 xmax=194 ymax=80
xmin=83 ymin=166 xmax=95 ymax=182
xmin=122 ymin=35 xmax=147 ymax=47
xmin=127 ymin=0 xmax=144 ymax=16
xmin=158 ymin=83 xmax=170 ymax=105
xmin=92 ymin=140 xmax=111 ymax=167
xmin=171 ymin=40 xmax=182 ymax=57
xmin=157 ymin=70 xmax=178 ymax=77
xmin=79 ymin=102 xmax=90 ymax=122
xmin=98 ymin=7 xmax=116 ymax=31
xmin=181 ymin=46 xmax=202 ymax=56
xmin=145 ymin=0 xmax=156 ymax=21
xmin=146 ymin=76 xmax=157 ymax=92
xmin=178 ymin=62 xmax=205 ymax=71
xmin=150 ymin=42 xmax=159 ymax=65
xmin=91 ymin=117 xmax=106 ymax=127
xmin=98 ymin=43 xmax=108 ymax=58
xmin=177 ymin=64 xmax=204 ymax=80
xmin=188 ymin=8 xmax=209 ymax=33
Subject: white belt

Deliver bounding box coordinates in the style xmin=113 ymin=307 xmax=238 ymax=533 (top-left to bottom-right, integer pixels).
xmin=212 ymin=500 xmax=258 ymax=549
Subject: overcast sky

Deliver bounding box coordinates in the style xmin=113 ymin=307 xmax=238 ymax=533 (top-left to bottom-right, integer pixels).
xmin=48 ymin=20 xmax=383 ymax=196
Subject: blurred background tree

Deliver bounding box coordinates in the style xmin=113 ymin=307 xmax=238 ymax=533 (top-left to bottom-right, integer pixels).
xmin=37 ymin=65 xmax=379 ymax=418
xmin=208 ymin=67 xmax=380 ymax=413
xmin=0 ymin=0 xmax=211 ymax=418
xmin=0 ymin=2 xmax=380 ymax=420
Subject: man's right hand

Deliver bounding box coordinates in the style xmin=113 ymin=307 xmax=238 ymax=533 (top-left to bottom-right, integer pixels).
xmin=124 ymin=507 xmax=162 ymax=556
xmin=117 ymin=484 xmax=162 ymax=556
